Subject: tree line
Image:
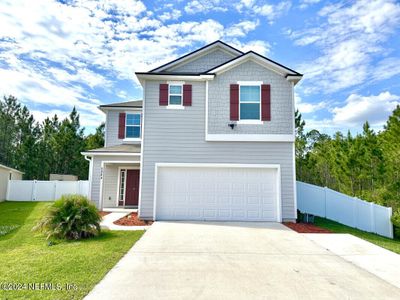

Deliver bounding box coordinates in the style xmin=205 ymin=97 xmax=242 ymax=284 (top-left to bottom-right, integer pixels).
xmin=0 ymin=95 xmax=104 ymax=180
xmin=296 ymin=106 xmax=400 ymax=211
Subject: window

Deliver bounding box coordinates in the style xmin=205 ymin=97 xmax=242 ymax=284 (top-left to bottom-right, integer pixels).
xmin=169 ymin=85 xmax=182 ymax=105
xmin=125 ymin=113 xmax=141 ymax=138
xmin=119 ymin=169 xmax=126 ymax=205
xmin=239 ymin=85 xmax=261 ymax=120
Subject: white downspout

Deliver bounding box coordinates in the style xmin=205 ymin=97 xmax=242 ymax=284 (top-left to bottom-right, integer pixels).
xmin=84 ymin=155 xmax=93 ymax=201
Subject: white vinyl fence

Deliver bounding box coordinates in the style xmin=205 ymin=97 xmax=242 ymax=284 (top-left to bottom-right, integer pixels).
xmin=297 ymin=181 xmax=393 ymax=238
xmin=6 ymin=180 xmax=89 ymax=202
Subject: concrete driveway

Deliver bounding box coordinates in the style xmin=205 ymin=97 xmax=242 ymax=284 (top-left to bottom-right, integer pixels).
xmin=85 ymin=222 xmax=400 ymax=300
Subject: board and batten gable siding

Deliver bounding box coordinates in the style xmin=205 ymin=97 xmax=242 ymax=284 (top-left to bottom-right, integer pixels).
xmin=209 ymin=61 xmax=293 ymax=134
xmin=90 ymin=155 xmax=140 ymax=208
xmin=141 ymin=78 xmax=296 ymax=220
xmin=105 ymin=110 xmax=142 ymax=147
xmin=167 ymin=49 xmax=236 ymax=73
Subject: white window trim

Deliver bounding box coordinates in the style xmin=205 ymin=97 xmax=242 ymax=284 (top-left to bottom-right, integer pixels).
xmin=125 ymin=112 xmax=141 ymax=139
xmin=117 ymin=169 xmax=127 ymax=206
xmin=168 ymin=83 xmax=183 ymax=107
xmin=238 ymin=82 xmax=262 ymax=121
xmin=166 ymin=105 xmax=185 ymax=110
xmin=236 ymin=120 xmax=264 ymax=125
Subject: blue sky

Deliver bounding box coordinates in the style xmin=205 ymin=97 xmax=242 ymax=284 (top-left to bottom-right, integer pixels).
xmin=0 ymin=0 xmax=399 ymax=134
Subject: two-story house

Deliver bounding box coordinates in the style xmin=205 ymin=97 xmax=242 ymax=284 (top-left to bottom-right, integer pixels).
xmin=82 ymin=40 xmax=302 ymax=222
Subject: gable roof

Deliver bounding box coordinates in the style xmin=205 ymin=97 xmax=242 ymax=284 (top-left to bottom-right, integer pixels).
xmin=0 ymin=163 xmax=23 ymax=174
xmin=149 ymin=40 xmax=243 ymax=73
xmin=136 ymin=41 xmax=303 ymax=85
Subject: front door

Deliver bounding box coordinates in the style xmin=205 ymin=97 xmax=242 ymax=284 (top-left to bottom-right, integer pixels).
xmin=125 ymin=169 xmax=140 ymax=206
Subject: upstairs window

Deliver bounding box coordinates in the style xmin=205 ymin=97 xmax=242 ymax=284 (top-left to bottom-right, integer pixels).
xmin=239 ymin=85 xmax=261 ymax=120
xmin=169 ymin=85 xmax=182 ymax=105
xmin=125 ymin=113 xmax=141 ymax=138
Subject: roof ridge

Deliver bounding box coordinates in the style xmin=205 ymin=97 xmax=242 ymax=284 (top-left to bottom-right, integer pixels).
xmin=148 ymin=40 xmax=243 ymax=73
xmin=205 ymin=51 xmax=302 ymax=76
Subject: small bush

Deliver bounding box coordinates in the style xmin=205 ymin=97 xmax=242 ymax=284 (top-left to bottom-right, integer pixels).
xmin=391 ymin=209 xmax=400 ymax=238
xmin=33 ymin=195 xmax=101 ymax=240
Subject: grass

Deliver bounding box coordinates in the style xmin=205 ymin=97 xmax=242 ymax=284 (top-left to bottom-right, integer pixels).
xmin=315 ymin=216 xmax=400 ymax=254
xmin=0 ymin=201 xmax=144 ymax=300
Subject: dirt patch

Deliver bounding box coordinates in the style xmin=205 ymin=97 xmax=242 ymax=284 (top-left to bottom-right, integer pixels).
xmin=114 ymin=212 xmax=153 ymax=226
xmin=99 ymin=211 xmax=111 ymax=217
xmin=284 ymin=222 xmax=332 ymax=233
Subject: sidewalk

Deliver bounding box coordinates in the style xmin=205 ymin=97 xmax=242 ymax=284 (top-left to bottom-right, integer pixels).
xmin=304 ymin=233 xmax=400 ymax=289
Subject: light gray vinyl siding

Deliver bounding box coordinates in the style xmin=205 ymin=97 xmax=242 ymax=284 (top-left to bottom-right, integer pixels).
xmin=141 ymin=78 xmax=296 ymax=220
xmin=90 ymin=155 xmax=140 ymax=208
xmin=102 ymin=165 xmax=119 ymax=208
xmin=105 ymin=110 xmax=142 ymax=147
xmin=0 ymin=169 xmax=9 ymax=201
xmin=0 ymin=168 xmax=22 ymax=201
xmin=168 ymin=49 xmax=236 ymax=73
xmin=208 ymin=61 xmax=293 ymax=134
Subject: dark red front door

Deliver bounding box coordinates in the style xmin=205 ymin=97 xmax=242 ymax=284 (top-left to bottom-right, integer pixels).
xmin=125 ymin=170 xmax=140 ymax=206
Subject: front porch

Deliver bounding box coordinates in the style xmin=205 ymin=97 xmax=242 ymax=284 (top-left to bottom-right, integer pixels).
xmin=100 ymin=161 xmax=140 ymax=209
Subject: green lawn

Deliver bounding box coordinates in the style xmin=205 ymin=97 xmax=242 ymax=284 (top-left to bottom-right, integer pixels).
xmin=0 ymin=201 xmax=144 ymax=300
xmin=315 ymin=216 xmax=400 ymax=254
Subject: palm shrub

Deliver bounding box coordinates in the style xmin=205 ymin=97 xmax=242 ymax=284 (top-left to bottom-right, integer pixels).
xmin=34 ymin=195 xmax=101 ymax=240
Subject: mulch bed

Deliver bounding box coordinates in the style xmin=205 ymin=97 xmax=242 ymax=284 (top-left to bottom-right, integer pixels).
xmin=114 ymin=212 xmax=153 ymax=226
xmin=99 ymin=211 xmax=111 ymax=217
xmin=284 ymin=222 xmax=332 ymax=233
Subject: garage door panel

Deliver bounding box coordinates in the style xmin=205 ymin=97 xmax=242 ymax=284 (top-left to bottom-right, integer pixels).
xmin=156 ymin=166 xmax=279 ymax=221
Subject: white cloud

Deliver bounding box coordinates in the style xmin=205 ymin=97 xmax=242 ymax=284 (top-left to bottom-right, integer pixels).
xmin=332 ymin=91 xmax=400 ymax=126
xmin=184 ymin=0 xmax=227 ymax=14
xmin=159 ymin=9 xmax=182 ymax=22
xmin=225 ymin=20 xmax=259 ymax=37
xmin=290 ymin=0 xmax=400 ymax=94
xmin=31 ymin=108 xmax=104 ymax=127
xmin=235 ymin=0 xmax=257 ymax=11
xmin=301 ymin=91 xmax=400 ymax=134
xmin=299 ymin=0 xmax=321 ymax=10
xmin=371 ymin=57 xmax=400 ymax=82
xmin=0 ymin=0 xmax=265 ymax=131
xmin=252 ymin=1 xmax=292 ymax=24
xmin=229 ymin=39 xmax=271 ymax=56
xmin=295 ymin=92 xmax=326 ymax=114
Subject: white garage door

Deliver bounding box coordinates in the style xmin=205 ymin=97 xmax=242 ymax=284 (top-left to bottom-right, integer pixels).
xmin=155 ymin=165 xmax=280 ymax=221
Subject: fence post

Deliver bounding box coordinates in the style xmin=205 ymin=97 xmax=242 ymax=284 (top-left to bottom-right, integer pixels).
xmin=53 ymin=181 xmax=57 ymax=200
xmin=388 ymin=207 xmax=394 ymax=239
xmin=370 ymin=202 xmax=375 ymax=234
xmin=32 ymin=180 xmax=37 ymax=201
xmin=77 ymin=181 xmax=81 ymax=195
xmin=353 ymin=197 xmax=358 ymax=229
xmin=324 ymin=186 xmax=328 ymax=218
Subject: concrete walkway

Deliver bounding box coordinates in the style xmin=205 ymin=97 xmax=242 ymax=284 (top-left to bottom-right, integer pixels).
xmin=304 ymin=233 xmax=400 ymax=289
xmin=85 ymin=222 xmax=400 ymax=299
xmin=100 ymin=212 xmax=150 ymax=231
